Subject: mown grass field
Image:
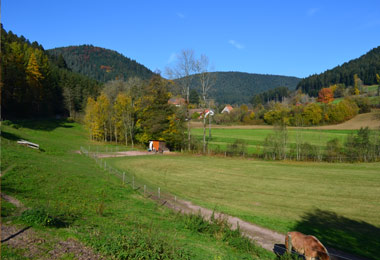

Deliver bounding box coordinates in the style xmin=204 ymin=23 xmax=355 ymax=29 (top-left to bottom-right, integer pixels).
xmin=1 ymin=120 xmax=274 ymax=260
xmin=109 ymin=154 xmax=380 ymax=259
xmin=191 ymin=127 xmax=355 ymax=154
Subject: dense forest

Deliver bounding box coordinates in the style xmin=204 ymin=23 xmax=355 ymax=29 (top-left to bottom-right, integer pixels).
xmin=251 ymin=86 xmax=291 ymax=106
xmin=48 ymin=45 xmax=154 ymax=83
xmin=175 ymin=72 xmax=300 ymax=105
xmin=297 ymin=46 xmax=380 ymax=96
xmin=1 ymin=25 xmax=102 ymax=119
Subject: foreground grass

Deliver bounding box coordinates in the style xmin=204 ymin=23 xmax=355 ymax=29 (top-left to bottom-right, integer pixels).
xmin=1 ymin=120 xmax=274 ymax=259
xmin=109 ymin=154 xmax=380 ymax=259
xmin=191 ymin=128 xmax=355 ymax=154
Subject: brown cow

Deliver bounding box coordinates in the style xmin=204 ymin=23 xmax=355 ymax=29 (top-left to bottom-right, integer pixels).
xmin=285 ymin=231 xmax=330 ymax=260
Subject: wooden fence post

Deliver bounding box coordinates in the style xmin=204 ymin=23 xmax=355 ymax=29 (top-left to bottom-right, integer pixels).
xmin=287 ymin=234 xmax=292 ymax=253
xmin=158 ymin=187 xmax=160 ymax=199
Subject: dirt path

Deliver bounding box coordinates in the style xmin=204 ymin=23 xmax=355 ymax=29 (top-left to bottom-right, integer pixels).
xmin=94 ymin=150 xmax=155 ymax=158
xmin=165 ymin=198 xmax=369 ymax=260
xmin=1 ymin=193 xmax=103 ymax=260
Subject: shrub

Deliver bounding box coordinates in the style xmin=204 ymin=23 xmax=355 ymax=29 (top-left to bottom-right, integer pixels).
xmin=226 ymin=139 xmax=247 ymax=157
xmin=20 ymin=208 xmax=66 ymax=227
xmin=325 ymin=138 xmax=343 ymax=162
xmin=350 ymin=96 xmax=371 ymax=113
xmin=181 ymin=212 xmax=264 ymax=255
xmin=90 ymin=229 xmax=192 ymax=260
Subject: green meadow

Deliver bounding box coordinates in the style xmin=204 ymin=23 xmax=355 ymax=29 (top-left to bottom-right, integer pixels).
xmin=191 ymin=127 xmax=355 ymax=154
xmin=109 ymin=154 xmax=380 ymax=259
xmin=1 ymin=120 xmax=273 ymax=260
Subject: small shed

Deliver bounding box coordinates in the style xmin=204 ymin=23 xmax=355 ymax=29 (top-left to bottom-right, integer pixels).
xmin=148 ymin=140 xmax=167 ymax=153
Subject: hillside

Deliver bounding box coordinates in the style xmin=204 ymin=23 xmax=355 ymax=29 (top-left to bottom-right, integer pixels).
xmin=297 ymin=46 xmax=380 ymax=96
xmin=1 ymin=120 xmax=273 ymax=259
xmin=48 ymin=45 xmax=154 ymax=82
xmin=175 ymin=72 xmax=301 ymax=105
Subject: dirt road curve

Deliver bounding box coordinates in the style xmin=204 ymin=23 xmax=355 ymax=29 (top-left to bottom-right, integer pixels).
xmin=166 ymin=199 xmax=369 ymax=260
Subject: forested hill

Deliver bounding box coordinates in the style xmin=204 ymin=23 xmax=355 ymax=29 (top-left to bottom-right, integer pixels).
xmin=177 ymin=72 xmax=300 ymax=104
xmin=48 ymin=45 xmax=154 ymax=82
xmin=297 ymin=46 xmax=380 ymax=96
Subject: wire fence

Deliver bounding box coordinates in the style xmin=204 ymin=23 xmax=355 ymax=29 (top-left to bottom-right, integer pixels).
xmin=80 ymin=146 xmax=362 ymax=260
xmin=80 ymin=146 xmax=183 ymax=208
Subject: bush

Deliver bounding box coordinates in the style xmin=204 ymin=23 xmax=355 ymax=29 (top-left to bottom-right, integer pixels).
xmin=325 ymin=138 xmax=343 ymax=162
xmin=350 ymin=96 xmax=371 ymax=113
xmin=226 ymin=139 xmax=247 ymax=157
xmin=181 ymin=212 xmax=263 ymax=255
xmin=90 ymin=229 xmax=192 ymax=260
xmin=299 ymin=142 xmax=319 ymax=161
xmin=20 ymin=208 xmax=66 ymax=227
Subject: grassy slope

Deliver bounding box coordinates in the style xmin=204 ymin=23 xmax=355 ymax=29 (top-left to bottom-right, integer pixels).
xmin=109 ymin=154 xmax=380 ymax=259
xmin=1 ymin=120 xmax=274 ymax=260
xmin=191 ymin=128 xmax=355 ymax=154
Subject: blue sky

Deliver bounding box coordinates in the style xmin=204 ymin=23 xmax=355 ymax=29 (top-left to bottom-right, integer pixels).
xmin=2 ymin=0 xmax=380 ymax=78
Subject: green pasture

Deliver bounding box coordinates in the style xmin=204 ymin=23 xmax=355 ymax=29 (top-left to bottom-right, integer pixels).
xmin=363 ymin=84 xmax=379 ymax=93
xmin=109 ymin=154 xmax=380 ymax=259
xmin=191 ymin=128 xmax=355 ymax=154
xmin=1 ymin=120 xmax=273 ymax=259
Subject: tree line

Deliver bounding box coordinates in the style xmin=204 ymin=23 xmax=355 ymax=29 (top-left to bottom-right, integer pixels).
xmin=84 ymin=76 xmax=186 ymax=151
xmin=262 ymin=126 xmax=380 ymax=162
xmin=1 ymin=25 xmax=102 ymax=119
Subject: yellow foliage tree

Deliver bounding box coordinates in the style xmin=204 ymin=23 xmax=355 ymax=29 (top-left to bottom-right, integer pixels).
xmin=353 ymin=74 xmax=360 ymax=95
xmin=26 ymin=52 xmax=44 ymax=86
xmin=97 ymin=93 xmax=111 ymax=141
xmin=113 ymin=93 xmax=133 ymax=146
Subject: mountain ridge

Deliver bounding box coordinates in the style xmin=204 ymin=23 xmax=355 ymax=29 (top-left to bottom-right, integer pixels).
xmin=48 ymin=45 xmax=155 ymax=82
xmin=49 ymin=44 xmax=301 ymax=104
xmin=176 ymin=71 xmax=301 ymax=104
xmin=297 ymin=46 xmax=380 ymax=96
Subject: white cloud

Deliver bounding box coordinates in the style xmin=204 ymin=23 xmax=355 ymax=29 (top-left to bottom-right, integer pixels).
xmin=228 ymin=40 xmax=244 ymax=49
xmin=167 ymin=52 xmax=176 ymax=63
xmin=176 ymin=12 xmax=185 ymax=19
xmin=307 ymin=8 xmax=319 ymax=16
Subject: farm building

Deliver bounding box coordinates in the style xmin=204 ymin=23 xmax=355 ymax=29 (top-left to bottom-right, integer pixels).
xmin=168 ymin=98 xmax=186 ymax=107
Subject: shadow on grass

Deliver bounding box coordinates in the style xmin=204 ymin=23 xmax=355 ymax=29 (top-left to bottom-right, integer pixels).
xmin=1 ymin=131 xmax=23 ymax=141
xmin=293 ymin=209 xmax=380 ymax=260
xmin=10 ymin=119 xmax=73 ymax=132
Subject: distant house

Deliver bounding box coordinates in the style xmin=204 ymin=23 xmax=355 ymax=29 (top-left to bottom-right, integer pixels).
xmin=221 ymin=105 xmax=233 ymax=114
xmin=168 ymin=98 xmax=186 ymax=107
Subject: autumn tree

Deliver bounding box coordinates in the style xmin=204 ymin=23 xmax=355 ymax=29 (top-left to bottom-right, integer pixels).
xmin=136 ymin=75 xmax=185 ymax=150
xmin=113 ymin=93 xmax=133 ymax=146
xmin=353 ymin=74 xmax=360 ymax=95
xmin=195 ymin=54 xmax=214 ymax=153
xmin=317 ymin=88 xmax=334 ymax=104
xmin=166 ymin=49 xmax=197 ymax=150
xmin=302 ymin=103 xmax=322 ymax=125
xmin=84 ymin=97 xmax=99 ymax=140
xmin=97 ymin=93 xmax=111 ymax=141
